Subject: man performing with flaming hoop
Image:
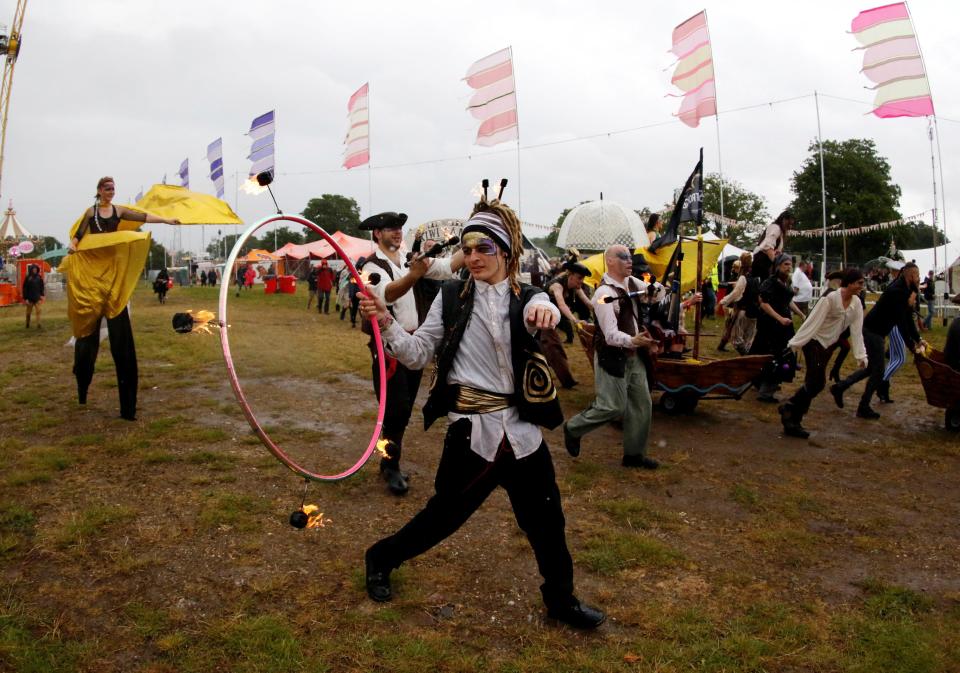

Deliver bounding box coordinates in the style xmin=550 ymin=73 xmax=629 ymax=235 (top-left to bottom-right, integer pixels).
xmin=359 ymin=189 xmax=605 ymax=630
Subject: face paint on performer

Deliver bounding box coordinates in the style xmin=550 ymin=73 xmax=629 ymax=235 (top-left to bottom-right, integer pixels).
xmin=461 ymin=232 xmax=499 ymax=257
xmin=463 ymin=234 xmax=507 ymax=284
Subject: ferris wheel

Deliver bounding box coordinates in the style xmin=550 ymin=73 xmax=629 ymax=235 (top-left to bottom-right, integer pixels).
xmin=0 ymin=0 xmax=26 ymax=198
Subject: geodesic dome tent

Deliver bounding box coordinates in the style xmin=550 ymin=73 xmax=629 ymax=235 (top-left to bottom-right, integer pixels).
xmin=555 ymin=199 xmax=645 ymax=252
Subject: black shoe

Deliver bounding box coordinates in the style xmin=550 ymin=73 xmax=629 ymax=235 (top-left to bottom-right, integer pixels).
xmin=830 ymin=384 xmax=844 ymax=409
xmin=717 ymin=344 xmax=728 ymax=352
xmin=547 ymin=601 xmax=606 ymax=629
xmin=563 ymin=423 xmax=580 ymax=458
xmin=856 ymin=406 xmax=880 ymax=420
xmin=877 ymin=381 xmax=893 ymax=403
xmin=380 ymin=464 xmax=409 ymax=495
xmin=622 ymin=454 xmax=659 ymax=469
xmin=365 ymin=550 xmax=392 ymax=602
xmin=783 ymin=422 xmax=810 ymax=439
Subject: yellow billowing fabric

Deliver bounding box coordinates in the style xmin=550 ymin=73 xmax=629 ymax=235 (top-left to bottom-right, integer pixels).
xmin=135 ymin=184 xmax=242 ymax=224
xmin=581 ymin=238 xmax=726 ymax=293
xmin=61 ymin=212 xmax=151 ymax=338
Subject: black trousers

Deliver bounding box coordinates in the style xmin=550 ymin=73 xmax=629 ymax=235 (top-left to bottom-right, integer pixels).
xmin=785 ymin=341 xmax=829 ymax=422
xmin=371 ymin=355 xmax=423 ymax=466
xmin=73 ymin=308 xmax=138 ymax=419
xmin=838 ymin=328 xmax=885 ymax=409
xmin=367 ymin=420 xmax=576 ymax=609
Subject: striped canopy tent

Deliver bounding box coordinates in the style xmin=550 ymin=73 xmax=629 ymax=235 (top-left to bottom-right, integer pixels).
xmin=0 ymin=201 xmax=32 ymax=239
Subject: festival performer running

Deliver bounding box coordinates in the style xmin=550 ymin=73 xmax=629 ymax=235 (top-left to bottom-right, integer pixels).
xmin=540 ymin=260 xmax=592 ymax=388
xmin=751 ymin=254 xmax=804 ymax=402
xmin=360 ymin=212 xmax=464 ymax=495
xmin=359 ymin=193 xmax=605 ymax=629
xmin=563 ymin=245 xmax=660 ymax=470
xmin=22 ymin=263 xmax=44 ymax=329
xmin=831 ymin=262 xmax=927 ymax=419
xmin=63 ymin=176 xmax=179 ymax=420
xmin=778 ymin=268 xmax=867 ymax=438
xmin=752 ymin=210 xmax=795 ymax=280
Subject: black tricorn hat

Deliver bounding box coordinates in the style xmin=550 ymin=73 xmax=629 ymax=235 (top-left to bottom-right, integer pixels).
xmin=563 ymin=260 xmax=592 ymax=277
xmin=359 ymin=212 xmax=408 ymax=231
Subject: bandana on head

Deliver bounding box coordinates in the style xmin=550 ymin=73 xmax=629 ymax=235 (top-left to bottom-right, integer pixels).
xmin=462 ymin=211 xmax=511 ymax=256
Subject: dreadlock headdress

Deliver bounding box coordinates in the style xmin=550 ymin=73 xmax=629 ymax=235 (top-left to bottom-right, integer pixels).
xmin=461 ymin=178 xmax=524 ymax=297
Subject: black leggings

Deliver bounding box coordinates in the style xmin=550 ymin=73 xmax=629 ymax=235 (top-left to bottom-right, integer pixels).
xmin=73 ymin=308 xmax=138 ymax=419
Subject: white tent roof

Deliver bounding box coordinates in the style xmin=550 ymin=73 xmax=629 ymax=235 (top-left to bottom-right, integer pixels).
xmin=0 ymin=201 xmax=32 ymax=239
xmin=557 ymin=199 xmax=645 ymax=251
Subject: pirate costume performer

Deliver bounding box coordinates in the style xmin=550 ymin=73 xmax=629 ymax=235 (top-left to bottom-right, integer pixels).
xmin=540 ymin=260 xmax=592 ymax=388
xmin=562 ymin=246 xmax=658 ymax=469
xmin=360 ymin=211 xmax=462 ymax=495
xmin=361 ymin=192 xmax=605 ymax=629
xmin=60 ymin=177 xmax=179 ymax=420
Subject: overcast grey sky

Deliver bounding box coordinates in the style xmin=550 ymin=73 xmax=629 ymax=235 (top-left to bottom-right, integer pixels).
xmin=6 ymin=0 xmax=959 ymax=263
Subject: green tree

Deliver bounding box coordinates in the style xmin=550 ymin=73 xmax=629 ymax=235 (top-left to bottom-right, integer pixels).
xmin=702 ymin=173 xmax=770 ymax=246
xmin=147 ymin=239 xmax=170 ymax=270
xmin=206 ymin=233 xmax=261 ymax=259
xmin=269 ymin=225 xmax=304 ymax=249
xmin=38 ymin=236 xmax=63 ymax=252
xmin=787 ymin=138 xmax=937 ymax=264
xmin=301 ymin=195 xmax=362 ymax=240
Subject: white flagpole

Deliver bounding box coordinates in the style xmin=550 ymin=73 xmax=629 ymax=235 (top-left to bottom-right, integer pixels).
xmin=933 ymin=116 xmax=950 ymax=296
xmin=704 ymin=11 xmax=725 ymax=279
xmin=511 ymin=46 xmax=522 ymax=219
xmin=928 ymin=120 xmax=939 ymax=275
xmin=815 ymin=91 xmax=829 ymax=285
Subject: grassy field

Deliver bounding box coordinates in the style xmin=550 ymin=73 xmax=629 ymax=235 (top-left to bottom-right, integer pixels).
xmin=1 ymin=282 xmax=958 ymax=672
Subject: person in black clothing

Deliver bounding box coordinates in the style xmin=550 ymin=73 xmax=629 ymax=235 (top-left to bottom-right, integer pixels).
xmin=921 ymin=270 xmax=936 ymax=329
xmin=22 ymin=264 xmax=44 ymax=329
xmin=831 ymin=262 xmax=928 ymax=418
xmin=945 ymin=294 xmax=960 ymax=372
xmin=750 ymin=254 xmax=803 ymax=402
xmin=306 ymin=265 xmax=319 ymax=310
xmin=69 ymin=176 xmax=179 ymax=420
xmin=540 ymin=261 xmax=592 ymax=388
xmin=153 ymin=268 xmax=170 ymax=304
xmin=199 ymin=270 xmax=208 ymax=287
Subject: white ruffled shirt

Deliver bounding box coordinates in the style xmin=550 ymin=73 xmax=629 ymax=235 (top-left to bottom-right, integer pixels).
xmin=382 ymin=278 xmax=560 ymax=461
xmin=788 ymin=290 xmax=867 ymax=364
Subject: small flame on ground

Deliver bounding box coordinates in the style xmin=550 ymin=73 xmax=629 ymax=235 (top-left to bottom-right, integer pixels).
xmin=376 ymin=438 xmax=392 ymax=459
xmin=191 ymin=309 xmax=218 ymax=334
xmin=302 ymin=504 xmax=328 ymax=529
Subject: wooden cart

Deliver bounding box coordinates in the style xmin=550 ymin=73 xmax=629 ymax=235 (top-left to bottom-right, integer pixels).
xmin=914 ymin=349 xmax=960 ymax=431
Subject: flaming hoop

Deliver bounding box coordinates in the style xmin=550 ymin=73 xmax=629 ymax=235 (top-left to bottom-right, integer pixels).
xmin=219 ymin=214 xmax=387 ymax=482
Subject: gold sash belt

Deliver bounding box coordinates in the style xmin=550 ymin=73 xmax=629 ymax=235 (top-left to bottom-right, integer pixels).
xmin=452 ymin=385 xmax=514 ymax=414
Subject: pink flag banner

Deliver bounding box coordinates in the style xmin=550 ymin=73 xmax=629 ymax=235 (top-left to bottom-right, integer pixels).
xmin=343 ymin=83 xmax=370 ymax=169
xmin=464 ymin=47 xmax=518 ymax=147
xmin=669 ymin=11 xmax=717 ymax=128
xmin=850 ymin=3 xmax=934 ymax=118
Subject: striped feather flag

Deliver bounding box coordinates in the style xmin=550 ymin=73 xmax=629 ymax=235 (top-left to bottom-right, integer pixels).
xmin=669 ymin=11 xmax=717 ymax=128
xmin=207 ymin=137 xmax=225 ymax=198
xmin=178 ymin=158 xmax=189 ymax=189
xmin=464 ymin=47 xmax=518 ymax=147
xmin=247 ymin=110 xmax=276 ymax=176
xmin=343 ymin=83 xmax=370 ymax=169
xmin=850 ymin=3 xmax=934 ymax=118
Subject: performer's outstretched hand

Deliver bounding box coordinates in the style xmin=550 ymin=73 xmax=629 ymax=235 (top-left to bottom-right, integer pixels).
xmin=359 ymin=290 xmax=389 ymax=326
xmin=526 ymin=304 xmax=557 ymax=331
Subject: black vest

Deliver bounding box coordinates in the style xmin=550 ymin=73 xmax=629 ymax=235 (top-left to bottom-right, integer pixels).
xmin=593 ymin=279 xmax=642 ymax=378
xmin=421 ymin=279 xmax=564 ymax=431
